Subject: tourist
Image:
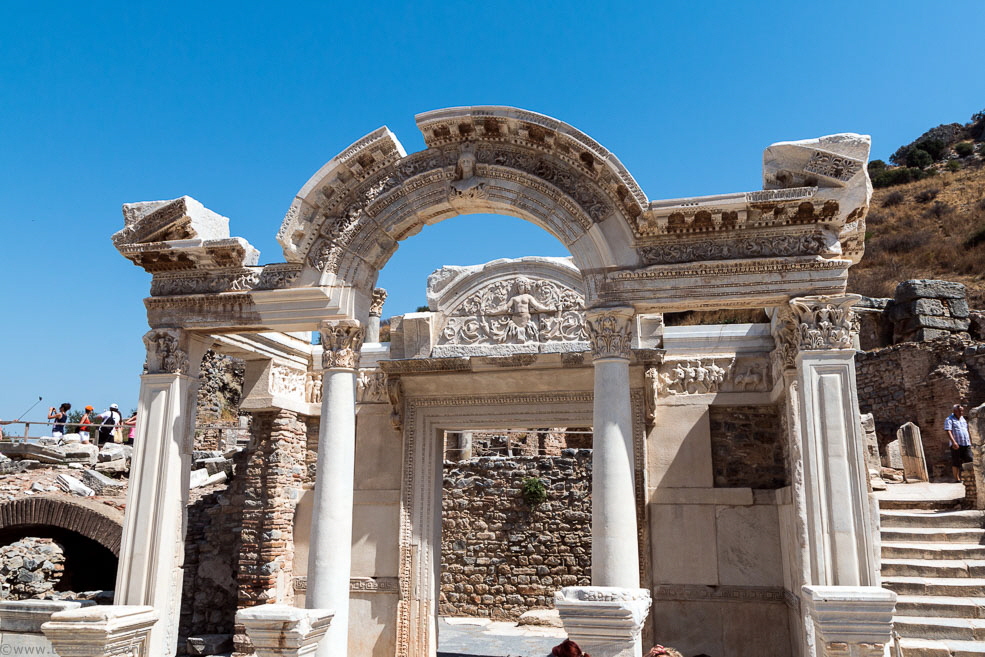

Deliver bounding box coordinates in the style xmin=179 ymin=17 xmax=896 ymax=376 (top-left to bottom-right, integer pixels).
xmin=646 ymin=646 xmax=683 ymax=657
xmin=945 ymin=404 xmax=973 ymax=482
xmin=47 ymin=403 xmax=71 ymax=438
xmin=78 ymin=405 xmax=94 ymax=443
xmin=97 ymin=404 xmax=123 ymax=444
xmin=551 ymin=639 xmax=589 ymax=657
xmin=123 ymin=411 xmax=137 ymax=444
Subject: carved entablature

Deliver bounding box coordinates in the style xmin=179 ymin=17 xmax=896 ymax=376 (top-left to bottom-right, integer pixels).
xmin=653 ymin=357 xmax=734 ymax=396
xmin=772 ymin=295 xmax=860 ymax=371
xmin=428 ymin=257 xmax=590 ymax=358
xmin=142 ymin=329 xmax=190 ymax=375
xmin=319 ymin=320 xmax=365 ymax=370
xmin=114 ymin=197 xmax=261 ymax=275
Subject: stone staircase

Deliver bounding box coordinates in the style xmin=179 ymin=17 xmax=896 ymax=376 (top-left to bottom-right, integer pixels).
xmin=881 ymin=493 xmax=985 ymax=656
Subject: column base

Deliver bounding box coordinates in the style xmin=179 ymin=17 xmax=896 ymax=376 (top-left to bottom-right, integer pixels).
xmin=802 ymin=586 xmax=896 ymax=657
xmin=554 ymin=587 xmax=651 ymax=657
xmin=41 ymin=604 xmax=158 ymax=656
xmin=236 ymin=605 xmax=333 ymax=657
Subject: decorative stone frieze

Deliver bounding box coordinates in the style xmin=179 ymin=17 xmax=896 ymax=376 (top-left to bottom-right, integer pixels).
xmin=41 ymin=605 xmax=158 ymax=657
xmin=369 ymin=288 xmax=388 ymax=317
xmin=386 ymin=376 xmax=403 ymax=431
xmin=356 ymin=369 xmax=388 ymax=403
xmin=318 ymin=320 xmax=364 ymax=370
xmin=651 ymin=357 xmax=734 ymax=396
xmin=270 ymin=364 xmax=307 ymax=400
xmin=304 ymin=373 xmax=322 ymax=404
xmin=554 ymin=586 xmax=651 ymax=657
xmin=143 ymin=328 xmax=191 ymax=375
xmin=585 ymin=307 xmax=634 ymax=361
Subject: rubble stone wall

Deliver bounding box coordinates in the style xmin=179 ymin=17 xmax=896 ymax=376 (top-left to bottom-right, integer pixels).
xmin=439 ymin=451 xmax=592 ymax=619
xmin=855 ymin=338 xmax=985 ymax=479
xmin=709 ymin=406 xmax=787 ymax=489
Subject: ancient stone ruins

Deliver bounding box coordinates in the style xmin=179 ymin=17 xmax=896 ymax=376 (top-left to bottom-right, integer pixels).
xmin=0 ymin=106 xmax=922 ymax=656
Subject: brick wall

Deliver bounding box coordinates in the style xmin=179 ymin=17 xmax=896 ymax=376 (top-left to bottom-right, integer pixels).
xmin=709 ymin=406 xmax=787 ymax=488
xmin=439 ymin=451 xmax=592 ymax=619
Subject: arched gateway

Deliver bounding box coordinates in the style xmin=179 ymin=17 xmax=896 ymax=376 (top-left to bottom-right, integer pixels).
xmin=99 ymin=107 xmax=887 ymax=657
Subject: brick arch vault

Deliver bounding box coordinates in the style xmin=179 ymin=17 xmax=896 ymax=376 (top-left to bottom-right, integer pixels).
xmin=0 ymin=495 xmax=125 ymax=556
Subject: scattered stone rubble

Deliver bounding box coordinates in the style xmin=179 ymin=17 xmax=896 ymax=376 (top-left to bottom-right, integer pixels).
xmin=0 ymin=537 xmax=65 ymax=599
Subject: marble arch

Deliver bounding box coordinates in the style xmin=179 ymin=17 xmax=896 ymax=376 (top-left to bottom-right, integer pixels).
xmin=98 ymin=106 xmax=892 ymax=657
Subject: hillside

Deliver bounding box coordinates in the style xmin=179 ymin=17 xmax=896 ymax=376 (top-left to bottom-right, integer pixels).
xmin=849 ymin=163 xmax=985 ymax=307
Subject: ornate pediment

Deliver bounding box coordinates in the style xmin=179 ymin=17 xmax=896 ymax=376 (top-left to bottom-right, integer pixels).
xmin=427 ymin=257 xmax=589 ymax=357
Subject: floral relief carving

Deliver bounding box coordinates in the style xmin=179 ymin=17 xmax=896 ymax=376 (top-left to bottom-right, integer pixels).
xmin=319 ymin=320 xmax=365 ymax=370
xmin=791 ymin=295 xmax=858 ymax=351
xmin=585 ymin=308 xmax=634 ymax=360
xmin=437 ymin=277 xmax=587 ymax=347
xmin=143 ymin=329 xmax=190 ymax=375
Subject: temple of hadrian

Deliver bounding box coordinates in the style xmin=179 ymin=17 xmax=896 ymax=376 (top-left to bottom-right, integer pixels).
xmin=31 ymin=106 xmax=891 ymax=657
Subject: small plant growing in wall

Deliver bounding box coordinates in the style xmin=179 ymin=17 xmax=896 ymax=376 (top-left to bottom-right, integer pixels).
xmin=521 ymin=477 xmax=548 ymax=507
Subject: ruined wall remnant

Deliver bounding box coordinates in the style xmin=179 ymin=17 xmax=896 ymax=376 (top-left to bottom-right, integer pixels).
xmin=440 ymin=451 xmax=592 ymax=619
xmin=855 ymin=338 xmax=985 ymax=480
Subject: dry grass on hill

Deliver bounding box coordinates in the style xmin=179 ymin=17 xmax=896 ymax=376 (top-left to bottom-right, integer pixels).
xmin=849 ymin=163 xmax=985 ymax=307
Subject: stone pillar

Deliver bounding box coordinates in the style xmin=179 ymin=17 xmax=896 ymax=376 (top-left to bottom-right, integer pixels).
xmin=366 ymin=288 xmax=387 ymax=343
xmin=554 ymin=587 xmax=651 ymax=657
xmin=114 ymin=328 xmax=210 ymax=657
xmin=41 ymin=605 xmax=158 ymax=656
xmin=237 ymin=409 xmax=308 ymax=606
xmin=237 ymin=605 xmax=333 ymax=657
xmin=802 ymin=586 xmax=896 ymax=657
xmin=458 ymin=431 xmax=473 ymax=460
xmin=775 ymin=296 xmax=879 ymax=589
xmin=967 ymin=403 xmax=985 ymax=509
xmin=586 ymin=306 xmax=639 ymax=589
xmin=307 ymin=319 xmax=364 ymax=657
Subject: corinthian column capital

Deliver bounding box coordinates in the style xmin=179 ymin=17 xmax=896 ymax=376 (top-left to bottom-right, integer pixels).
xmin=773 ymin=295 xmax=860 ymax=371
xmin=369 ymin=288 xmax=388 ymax=318
xmin=585 ymin=307 xmax=634 ymax=361
xmin=143 ymin=328 xmax=191 ymax=375
xmin=319 ymin=320 xmax=365 ymax=370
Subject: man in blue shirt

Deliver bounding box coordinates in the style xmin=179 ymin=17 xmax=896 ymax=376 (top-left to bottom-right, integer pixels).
xmin=945 ymin=404 xmax=973 ymax=482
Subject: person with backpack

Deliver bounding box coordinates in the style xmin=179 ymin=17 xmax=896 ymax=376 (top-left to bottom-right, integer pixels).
xmin=97 ymin=403 xmax=123 ymax=444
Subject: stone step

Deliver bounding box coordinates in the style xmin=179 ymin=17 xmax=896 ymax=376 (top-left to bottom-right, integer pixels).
xmin=900 ymin=636 xmax=985 ymax=657
xmin=883 ymin=542 xmax=985 ymax=560
xmin=881 ymin=510 xmax=985 ymax=529
xmin=895 ymin=615 xmax=985 ymax=642
xmin=884 ymin=576 xmax=985 ymax=597
xmin=881 ymin=526 xmax=985 ymax=543
xmin=895 ymin=595 xmax=985 ymax=619
xmin=882 ymin=558 xmax=985 ymax=578
xmin=879 ymin=498 xmax=962 ymax=511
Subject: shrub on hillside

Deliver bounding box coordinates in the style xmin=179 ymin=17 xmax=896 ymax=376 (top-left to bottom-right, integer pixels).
xmin=871 ymin=166 xmax=926 ymax=189
xmin=946 ymin=160 xmax=962 ymax=172
xmin=906 ymin=148 xmax=933 ymax=169
xmin=868 ymin=159 xmax=887 ymax=173
xmin=955 ymin=141 xmax=975 ymax=157
xmin=914 ymin=188 xmax=939 ymax=203
xmin=881 ymin=191 xmax=905 ymax=208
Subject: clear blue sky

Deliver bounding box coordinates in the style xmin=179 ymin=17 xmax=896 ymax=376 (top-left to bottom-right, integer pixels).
xmin=1 ymin=1 xmax=983 ymax=423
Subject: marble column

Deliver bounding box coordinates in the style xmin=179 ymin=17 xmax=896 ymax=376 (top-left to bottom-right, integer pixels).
xmin=114 ymin=328 xmax=210 ymax=657
xmin=802 ymin=586 xmax=896 ymax=657
xmin=307 ymin=319 xmax=364 ymax=657
xmin=586 ymin=307 xmax=639 ymax=589
xmin=365 ymin=288 xmax=387 ymax=343
xmin=775 ymin=295 xmax=876 ymax=588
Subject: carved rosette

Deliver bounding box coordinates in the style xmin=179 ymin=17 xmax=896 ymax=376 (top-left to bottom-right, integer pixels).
xmin=319 ymin=319 xmax=365 ymax=370
xmin=369 ymin=288 xmax=388 ymax=317
xmin=585 ymin=307 xmax=634 ymax=361
xmin=773 ymin=295 xmax=860 ymax=371
xmin=142 ymin=328 xmax=190 ymax=375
